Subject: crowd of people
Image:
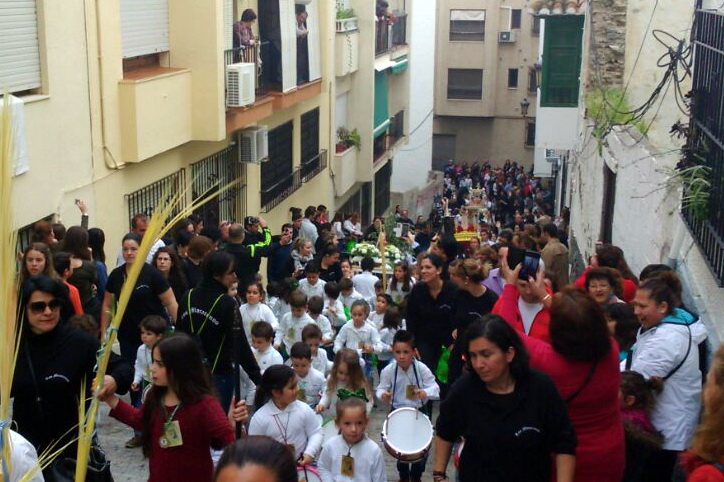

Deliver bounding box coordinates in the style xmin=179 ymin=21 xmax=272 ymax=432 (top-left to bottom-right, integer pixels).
xmin=7 ymin=162 xmax=723 ymax=482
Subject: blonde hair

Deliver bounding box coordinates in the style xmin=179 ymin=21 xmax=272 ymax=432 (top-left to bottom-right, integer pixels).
xmin=691 ymin=345 xmax=724 ymax=462
xmin=326 ymin=349 xmax=371 ymax=401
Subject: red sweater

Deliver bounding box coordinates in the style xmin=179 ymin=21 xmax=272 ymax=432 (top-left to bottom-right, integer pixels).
xmin=110 ymin=395 xmax=234 ymax=482
xmin=491 ymin=284 xmax=551 ymax=343
xmin=574 ymin=267 xmax=637 ymax=303
xmin=681 ymin=452 xmax=724 ymax=482
xmin=522 ymin=335 xmax=625 ymax=482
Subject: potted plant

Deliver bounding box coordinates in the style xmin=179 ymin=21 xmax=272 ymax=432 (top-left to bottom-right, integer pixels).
xmin=336 ymin=8 xmax=358 ymax=32
xmin=336 ymin=127 xmax=361 ymax=153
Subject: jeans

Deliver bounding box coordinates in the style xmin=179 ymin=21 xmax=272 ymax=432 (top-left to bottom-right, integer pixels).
xmin=213 ymin=373 xmax=235 ymax=413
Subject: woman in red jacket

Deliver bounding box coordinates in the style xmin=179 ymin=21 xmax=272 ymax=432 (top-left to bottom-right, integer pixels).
xmin=500 ymin=256 xmax=625 ymax=482
xmin=681 ymin=344 xmax=724 ymax=481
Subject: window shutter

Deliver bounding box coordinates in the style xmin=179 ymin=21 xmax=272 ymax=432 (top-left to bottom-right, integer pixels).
xmin=120 ymin=0 xmax=169 ymax=58
xmin=279 ymin=0 xmax=297 ymax=92
xmin=305 ymin=1 xmax=321 ymax=82
xmin=540 ymin=16 xmax=583 ymax=107
xmin=223 ymin=0 xmax=234 ymax=51
xmin=0 ymin=0 xmax=41 ymax=93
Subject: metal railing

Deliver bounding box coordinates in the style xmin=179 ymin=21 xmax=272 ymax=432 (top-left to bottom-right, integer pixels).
xmin=224 ymin=41 xmax=270 ymax=99
xmin=375 ymin=18 xmax=391 ymax=56
xmin=191 ymin=147 xmax=246 ymax=225
xmin=391 ymin=14 xmax=407 ymax=47
xmin=261 ymin=168 xmax=302 ymax=213
xmin=685 ymin=5 xmax=724 ymax=285
xmin=125 ymin=169 xmax=186 ymax=225
xmin=301 ymin=149 xmax=328 ymax=183
xmin=389 ymin=110 xmax=405 ymax=145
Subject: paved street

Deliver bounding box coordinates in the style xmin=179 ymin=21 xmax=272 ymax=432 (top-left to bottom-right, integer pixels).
xmin=98 ymin=395 xmax=455 ymax=481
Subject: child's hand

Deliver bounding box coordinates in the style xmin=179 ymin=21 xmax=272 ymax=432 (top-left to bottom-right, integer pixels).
xmin=228 ymin=396 xmax=249 ymax=425
xmin=414 ymin=388 xmax=427 ymax=400
xmin=131 ymin=382 xmax=140 ymax=392
xmin=380 ymin=391 xmax=392 ymax=403
xmin=299 ymin=453 xmax=314 ymax=466
xmin=363 ymin=343 xmax=373 ymax=353
xmin=315 ymin=403 xmax=325 ymax=413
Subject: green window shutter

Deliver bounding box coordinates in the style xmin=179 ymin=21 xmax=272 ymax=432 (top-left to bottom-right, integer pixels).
xmin=541 ymin=16 xmax=584 ymax=107
xmin=374 ymin=70 xmax=390 ymax=136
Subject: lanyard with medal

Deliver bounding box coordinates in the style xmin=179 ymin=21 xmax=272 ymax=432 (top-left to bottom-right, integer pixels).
xmin=341 ymin=438 xmax=361 ymax=477
xmin=159 ymin=404 xmax=183 ymax=448
xmin=272 ymin=412 xmax=296 ymax=458
xmin=392 ymin=359 xmax=421 ymax=406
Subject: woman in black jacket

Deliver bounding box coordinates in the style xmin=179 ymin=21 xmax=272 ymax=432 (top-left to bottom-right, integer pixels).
xmin=12 ymin=276 xmax=132 ymax=470
xmin=176 ymin=251 xmax=261 ymax=411
xmin=405 ymin=253 xmax=458 ymax=381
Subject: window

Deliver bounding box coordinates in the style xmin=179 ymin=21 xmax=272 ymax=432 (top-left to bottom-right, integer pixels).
xmin=511 ymin=9 xmax=522 ymax=29
xmin=300 ymin=108 xmax=322 ymax=181
xmin=532 ymin=16 xmax=541 ymax=35
xmin=191 ymin=148 xmax=245 ymax=225
xmin=528 ymin=67 xmax=538 ymax=93
xmin=447 ymin=69 xmax=483 ymax=100
xmin=508 ymin=69 xmax=519 ymax=88
xmin=0 ymin=0 xmax=42 ymax=93
xmin=125 ymin=170 xmax=186 ymax=224
xmin=449 ymin=10 xmax=485 ymax=41
xmin=120 ymin=0 xmax=169 ymax=59
xmin=541 ymin=16 xmax=584 ymax=107
xmin=261 ymin=121 xmax=295 ymax=210
xmin=525 ymin=122 xmax=536 ymax=147
xmin=374 ymin=160 xmax=393 ymax=216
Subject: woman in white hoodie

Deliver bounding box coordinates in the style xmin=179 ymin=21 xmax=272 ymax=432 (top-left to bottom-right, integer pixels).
xmin=631 ymin=271 xmax=708 ymax=481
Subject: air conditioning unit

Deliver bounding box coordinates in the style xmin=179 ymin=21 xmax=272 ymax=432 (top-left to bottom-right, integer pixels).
xmin=237 ymin=126 xmax=269 ymax=163
xmin=498 ymin=30 xmax=516 ymax=43
xmin=226 ymin=62 xmax=255 ymax=108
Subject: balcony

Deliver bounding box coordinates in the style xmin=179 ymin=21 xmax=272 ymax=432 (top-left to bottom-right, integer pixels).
xmin=261 ymin=168 xmax=302 ymax=213
xmin=333 ymin=146 xmax=359 ymax=195
xmin=301 ymin=149 xmax=328 ymax=183
xmin=372 ymin=110 xmax=405 ymax=164
xmin=336 ymin=20 xmax=359 ymax=77
xmin=375 ymin=13 xmax=408 ymax=56
xmin=119 ymin=67 xmax=193 ymax=163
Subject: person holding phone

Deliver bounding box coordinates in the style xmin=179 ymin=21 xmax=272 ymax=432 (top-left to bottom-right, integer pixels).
xmin=491 ymin=247 xmax=552 ymax=343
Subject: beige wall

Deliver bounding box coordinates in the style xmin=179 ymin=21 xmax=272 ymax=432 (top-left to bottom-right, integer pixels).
xmin=433 ymin=115 xmax=534 ymax=166
xmin=434 ymin=0 xmax=539 ymax=118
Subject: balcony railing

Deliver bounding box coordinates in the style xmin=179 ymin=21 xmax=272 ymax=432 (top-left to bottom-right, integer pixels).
xmin=684 ymin=6 xmax=724 ymax=285
xmin=261 ymin=168 xmax=302 ymax=213
xmin=301 ymin=149 xmax=328 ymax=183
xmin=224 ymin=41 xmax=270 ymax=100
xmin=375 ymin=18 xmax=391 ymax=56
xmin=376 ymin=14 xmax=407 ymax=56
xmin=389 ymin=110 xmax=405 ymax=145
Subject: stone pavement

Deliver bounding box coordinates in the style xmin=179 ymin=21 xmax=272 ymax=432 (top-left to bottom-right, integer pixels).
xmin=98 ymin=396 xmax=456 ymax=481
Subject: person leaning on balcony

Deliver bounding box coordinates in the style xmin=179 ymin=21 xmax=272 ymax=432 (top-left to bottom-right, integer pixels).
xmin=233 ymin=8 xmax=256 ymax=49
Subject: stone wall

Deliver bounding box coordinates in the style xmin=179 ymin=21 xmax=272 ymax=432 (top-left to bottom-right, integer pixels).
xmin=588 ymin=0 xmax=627 ymax=88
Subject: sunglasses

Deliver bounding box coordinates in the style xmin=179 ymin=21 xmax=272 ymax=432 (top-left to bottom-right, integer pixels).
xmin=29 ymin=299 xmax=62 ymax=313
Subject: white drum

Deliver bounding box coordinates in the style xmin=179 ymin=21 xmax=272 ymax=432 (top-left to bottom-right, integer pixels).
xmin=381 ymin=407 xmax=434 ymax=462
xmin=296 ymin=465 xmax=323 ymax=482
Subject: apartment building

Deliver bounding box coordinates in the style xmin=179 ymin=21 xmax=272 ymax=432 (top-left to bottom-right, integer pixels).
xmin=2 ymin=0 xmax=416 ymax=258
xmin=432 ymin=0 xmax=540 ymax=169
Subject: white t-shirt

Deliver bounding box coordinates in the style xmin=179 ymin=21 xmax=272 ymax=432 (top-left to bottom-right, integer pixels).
xmin=248 ymin=400 xmax=323 ymax=460
xmin=318 ymin=435 xmax=387 ymax=482
xmin=517 ymin=298 xmax=543 ymax=335
xmin=240 ymin=302 xmax=278 ymax=343
xmin=352 ymin=271 xmax=379 ymax=300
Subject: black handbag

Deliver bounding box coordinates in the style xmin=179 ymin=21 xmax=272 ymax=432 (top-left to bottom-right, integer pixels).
xmin=44 ymin=439 xmax=114 ymax=482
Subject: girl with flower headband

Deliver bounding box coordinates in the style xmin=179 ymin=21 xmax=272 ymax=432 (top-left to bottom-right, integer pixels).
xmin=316 ymin=349 xmax=373 ymax=418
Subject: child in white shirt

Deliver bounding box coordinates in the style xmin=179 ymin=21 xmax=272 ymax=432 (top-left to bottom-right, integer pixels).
xmin=248 ymin=365 xmax=323 ymax=465
xmin=376 ymin=306 xmax=405 ymax=374
xmin=318 ymin=397 xmax=387 ymax=482
xmin=307 ymin=296 xmax=334 ymax=344
xmin=264 ymin=281 xmax=283 ymax=319
xmin=338 ymin=278 xmax=364 ymax=314
xmin=376 ymin=330 xmax=439 ymax=482
xmin=289 ymin=342 xmax=326 ymax=408
xmin=302 ymin=324 xmax=333 ymax=376
xmin=251 ymin=321 xmax=284 ymax=373
xmin=335 ymin=300 xmax=384 ymax=389
xmin=323 ymin=282 xmax=348 ymax=329
xmin=316 ymin=349 xmax=373 ymax=418
xmin=368 ymin=293 xmax=392 ymax=329
xmin=274 ymin=291 xmax=315 ymax=354
xmin=132 ymin=315 xmax=166 ymax=399
xmin=298 ymin=263 xmax=327 ymax=300
xmin=352 ymin=257 xmax=379 ymax=302
xmin=240 ymin=282 xmax=278 ymax=343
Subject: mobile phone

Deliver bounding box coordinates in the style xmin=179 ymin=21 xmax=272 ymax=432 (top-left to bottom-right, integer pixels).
xmin=520 ymin=251 xmax=541 ymax=280
xmin=507 ymin=246 xmax=526 ymax=272
xmin=401 ymin=223 xmax=410 ymax=237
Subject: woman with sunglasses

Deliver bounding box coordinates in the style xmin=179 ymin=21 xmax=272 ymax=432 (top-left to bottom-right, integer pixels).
xmin=12 ymin=276 xmax=132 ymax=478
